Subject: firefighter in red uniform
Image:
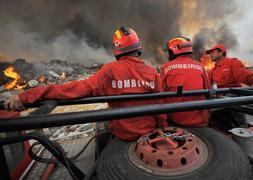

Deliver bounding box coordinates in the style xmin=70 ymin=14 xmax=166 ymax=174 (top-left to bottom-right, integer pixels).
xmin=207 ymin=44 xmax=253 ymax=88
xmin=4 ymin=26 xmax=167 ymax=142
xmin=206 ymin=44 xmax=253 ymax=129
xmin=160 ymin=37 xmax=211 ymax=126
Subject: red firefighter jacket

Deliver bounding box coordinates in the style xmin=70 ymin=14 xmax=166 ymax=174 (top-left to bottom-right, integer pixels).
xmin=160 ymin=56 xmax=211 ymax=126
xmin=208 ymin=57 xmax=253 ymax=88
xmin=0 ymin=110 xmax=20 ymax=120
xmin=19 ymin=56 xmax=167 ymax=141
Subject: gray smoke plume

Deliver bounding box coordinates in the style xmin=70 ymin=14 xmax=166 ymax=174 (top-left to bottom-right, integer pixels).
xmin=0 ymin=0 xmax=251 ymax=65
xmin=188 ymin=0 xmax=239 ymax=60
xmin=0 ymin=0 xmax=181 ymax=64
xmin=192 ymin=24 xmax=238 ymax=60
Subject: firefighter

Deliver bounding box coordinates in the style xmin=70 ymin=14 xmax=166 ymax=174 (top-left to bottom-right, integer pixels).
xmin=206 ymin=44 xmax=253 ymax=87
xmin=206 ymin=44 xmax=253 ymax=129
xmin=4 ymin=26 xmax=167 ymax=142
xmin=160 ymin=37 xmax=211 ymax=126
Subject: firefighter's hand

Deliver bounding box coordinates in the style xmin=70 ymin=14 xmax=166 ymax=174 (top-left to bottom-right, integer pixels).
xmin=4 ymin=95 xmax=25 ymax=111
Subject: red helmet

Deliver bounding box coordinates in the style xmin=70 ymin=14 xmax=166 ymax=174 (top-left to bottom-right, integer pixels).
xmin=113 ymin=26 xmax=141 ymax=57
xmin=205 ymin=44 xmax=227 ymax=54
xmin=163 ymin=37 xmax=193 ymax=55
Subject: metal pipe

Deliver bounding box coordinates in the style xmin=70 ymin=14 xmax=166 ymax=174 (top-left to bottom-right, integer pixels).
xmin=229 ymin=88 xmax=253 ymax=96
xmin=2 ymin=96 xmax=253 ymax=132
xmin=0 ymin=88 xmax=238 ymax=110
xmin=19 ymin=146 xmax=45 ymax=179
xmin=1 ymin=87 xmax=253 ymax=110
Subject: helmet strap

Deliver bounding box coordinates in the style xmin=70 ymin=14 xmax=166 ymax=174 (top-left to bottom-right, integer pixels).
xmin=137 ymin=50 xmax=142 ymax=57
xmin=115 ymin=55 xmax=121 ymax=61
xmin=168 ymin=49 xmax=177 ymax=61
xmin=116 ymin=50 xmax=142 ymax=61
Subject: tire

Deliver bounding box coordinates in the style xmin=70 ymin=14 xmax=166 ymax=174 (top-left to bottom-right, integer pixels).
xmin=96 ymin=127 xmax=251 ymax=180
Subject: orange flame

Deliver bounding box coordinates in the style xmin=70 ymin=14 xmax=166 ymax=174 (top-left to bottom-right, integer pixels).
xmin=60 ymin=71 xmax=66 ymax=81
xmin=37 ymin=75 xmax=46 ymax=83
xmin=3 ymin=66 xmax=27 ymax=90
xmin=200 ymin=55 xmax=215 ymax=71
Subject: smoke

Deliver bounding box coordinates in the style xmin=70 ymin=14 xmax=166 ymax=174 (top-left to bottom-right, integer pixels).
xmin=0 ymin=18 xmax=112 ymax=64
xmin=0 ymin=0 xmax=181 ymax=64
xmin=228 ymin=0 xmax=253 ymax=63
xmin=179 ymin=0 xmax=240 ymax=60
xmin=0 ymin=0 xmax=252 ymax=65
xmin=192 ymin=24 xmax=238 ymax=60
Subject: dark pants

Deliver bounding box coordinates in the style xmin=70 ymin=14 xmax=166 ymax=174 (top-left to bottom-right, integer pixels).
xmin=210 ymin=108 xmax=248 ymax=130
xmin=95 ymin=122 xmax=111 ymax=158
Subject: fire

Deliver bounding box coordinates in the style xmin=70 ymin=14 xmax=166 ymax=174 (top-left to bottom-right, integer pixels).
xmin=200 ymin=55 xmax=215 ymax=71
xmin=3 ymin=66 xmax=27 ymax=90
xmin=37 ymin=75 xmax=46 ymax=83
xmin=60 ymin=71 xmax=66 ymax=81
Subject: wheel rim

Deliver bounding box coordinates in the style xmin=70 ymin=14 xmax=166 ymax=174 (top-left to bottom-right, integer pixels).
xmin=128 ymin=127 xmax=209 ymax=176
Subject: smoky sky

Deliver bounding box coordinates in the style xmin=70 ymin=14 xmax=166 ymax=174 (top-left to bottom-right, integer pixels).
xmin=192 ymin=24 xmax=238 ymax=60
xmin=0 ymin=0 xmax=240 ymax=64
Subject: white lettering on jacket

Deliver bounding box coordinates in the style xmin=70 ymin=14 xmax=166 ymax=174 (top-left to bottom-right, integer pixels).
xmin=164 ymin=64 xmax=203 ymax=74
xmin=112 ymin=79 xmax=155 ymax=89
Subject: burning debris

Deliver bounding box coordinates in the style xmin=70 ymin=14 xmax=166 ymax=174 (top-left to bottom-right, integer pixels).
xmin=0 ymin=58 xmax=103 ymax=94
xmin=60 ymin=71 xmax=66 ymax=81
xmin=3 ymin=66 xmax=27 ymax=90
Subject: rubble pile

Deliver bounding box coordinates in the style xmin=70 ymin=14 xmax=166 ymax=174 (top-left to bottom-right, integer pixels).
xmin=0 ymin=59 xmax=107 ymax=140
xmin=0 ymin=58 xmax=103 ymax=85
xmin=0 ymin=58 xmax=103 ymax=97
xmin=50 ymin=124 xmax=94 ymax=140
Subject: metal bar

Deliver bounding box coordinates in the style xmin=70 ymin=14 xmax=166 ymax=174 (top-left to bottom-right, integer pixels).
xmin=2 ymin=87 xmax=253 ymax=110
xmin=53 ymin=89 xmax=217 ymax=105
xmin=2 ymin=96 xmax=253 ymax=132
xmin=229 ymin=88 xmax=253 ymax=96
xmin=0 ymin=88 xmax=232 ymax=110
xmin=0 ymin=144 xmax=10 ymax=180
xmin=53 ymin=87 xmax=253 ymax=103
xmin=19 ymin=146 xmax=45 ymax=180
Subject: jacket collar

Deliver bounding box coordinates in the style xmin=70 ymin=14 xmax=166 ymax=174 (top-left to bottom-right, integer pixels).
xmin=174 ymin=56 xmax=192 ymax=61
xmin=215 ymin=57 xmax=227 ymax=66
xmin=119 ymin=56 xmax=144 ymax=63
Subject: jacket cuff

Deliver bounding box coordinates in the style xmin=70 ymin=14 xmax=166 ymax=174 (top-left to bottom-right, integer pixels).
xmin=18 ymin=92 xmax=29 ymax=104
